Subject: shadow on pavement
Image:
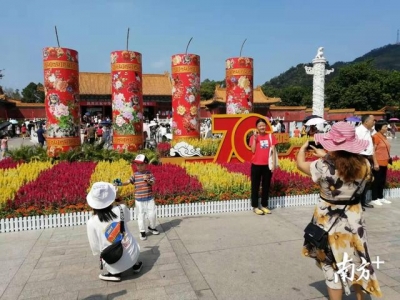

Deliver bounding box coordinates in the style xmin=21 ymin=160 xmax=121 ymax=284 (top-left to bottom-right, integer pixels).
xmin=159 ymin=218 xmax=182 ymax=234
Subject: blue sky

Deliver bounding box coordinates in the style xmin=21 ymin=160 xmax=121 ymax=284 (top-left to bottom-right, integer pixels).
xmin=1 ymin=0 xmax=399 ymax=91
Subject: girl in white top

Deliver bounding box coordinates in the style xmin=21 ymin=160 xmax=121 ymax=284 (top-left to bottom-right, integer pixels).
xmin=86 ymin=182 xmax=142 ymax=282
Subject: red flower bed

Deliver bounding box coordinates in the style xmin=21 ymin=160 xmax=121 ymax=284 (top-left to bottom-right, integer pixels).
xmin=157 ymin=142 xmax=171 ymax=157
xmin=142 ymin=163 xmax=204 ymax=204
xmin=8 ymin=162 xmax=96 ymax=211
xmin=386 ymin=169 xmax=400 ymax=188
xmin=0 ymin=158 xmax=21 ymax=170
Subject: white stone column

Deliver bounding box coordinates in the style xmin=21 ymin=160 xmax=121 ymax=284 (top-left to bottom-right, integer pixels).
xmin=305 ymin=47 xmax=334 ymax=118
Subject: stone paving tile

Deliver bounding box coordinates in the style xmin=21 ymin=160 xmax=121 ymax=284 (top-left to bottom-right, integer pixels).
xmin=157 ymin=263 xmax=183 ymax=272
xmin=165 ymin=282 xmax=195 ymax=295
xmin=18 ymin=286 xmax=51 ymax=299
xmin=2 ymin=199 xmax=400 ymax=300
xmin=29 ymin=291 xmax=79 ymax=300
xmin=375 ymin=270 xmax=400 ymax=288
xmin=0 ymin=284 xmax=6 ymax=298
xmin=381 ymin=268 xmax=400 ymax=280
xmin=49 ymin=280 xmax=107 ymax=295
xmin=27 ymin=271 xmax=57 ymax=283
xmin=135 ymin=275 xmax=190 ymax=290
xmin=167 ymin=291 xmax=198 ymax=300
xmin=195 ymin=289 xmax=217 ymax=300
xmin=0 ymin=285 xmax=24 ymax=300
xmin=159 ymin=268 xmax=186 ymax=279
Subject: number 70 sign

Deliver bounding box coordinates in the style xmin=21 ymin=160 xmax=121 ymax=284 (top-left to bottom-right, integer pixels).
xmin=211 ymin=113 xmax=273 ymax=163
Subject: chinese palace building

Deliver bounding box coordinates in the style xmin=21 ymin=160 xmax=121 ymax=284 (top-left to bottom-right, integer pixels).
xmin=0 ymin=72 xmax=173 ymax=121
xmin=79 ymin=72 xmax=173 ymax=121
xmin=0 ymin=75 xmax=392 ymax=123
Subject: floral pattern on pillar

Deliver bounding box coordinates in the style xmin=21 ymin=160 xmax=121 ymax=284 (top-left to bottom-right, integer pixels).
xmin=110 ymin=51 xmax=143 ymax=152
xmin=171 ymin=54 xmax=201 ymax=139
xmin=43 ymin=47 xmax=81 ymax=157
xmin=225 ymin=57 xmax=253 ymax=114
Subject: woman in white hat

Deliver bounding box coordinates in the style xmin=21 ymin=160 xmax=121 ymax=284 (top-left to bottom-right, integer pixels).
xmin=297 ymin=122 xmax=382 ymax=299
xmin=86 ymin=182 xmax=142 ymax=282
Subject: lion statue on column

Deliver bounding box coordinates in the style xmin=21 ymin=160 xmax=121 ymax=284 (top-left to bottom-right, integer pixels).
xmin=316 ymin=47 xmax=324 ymax=59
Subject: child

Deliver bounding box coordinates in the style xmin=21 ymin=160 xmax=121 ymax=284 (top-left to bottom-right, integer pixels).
xmin=119 ymin=154 xmax=159 ymax=240
xmin=0 ymin=135 xmax=8 ymax=160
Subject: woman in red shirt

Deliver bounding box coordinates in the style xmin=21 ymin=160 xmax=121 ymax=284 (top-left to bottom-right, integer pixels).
xmin=371 ymin=120 xmax=392 ymax=205
xmin=250 ymin=119 xmax=278 ymax=215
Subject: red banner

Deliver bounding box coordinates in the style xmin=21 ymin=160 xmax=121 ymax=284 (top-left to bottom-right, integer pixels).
xmin=110 ymin=50 xmax=143 ymax=152
xmin=225 ymin=57 xmax=253 ymax=114
xmin=171 ymin=54 xmax=201 ymax=139
xmin=43 ymin=47 xmax=81 ymax=157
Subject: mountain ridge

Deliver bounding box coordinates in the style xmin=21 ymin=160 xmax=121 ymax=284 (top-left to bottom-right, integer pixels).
xmin=262 ymin=44 xmax=400 ymax=89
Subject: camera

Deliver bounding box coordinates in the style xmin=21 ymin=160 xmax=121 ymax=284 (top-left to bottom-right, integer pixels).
xmin=307 ymin=141 xmax=324 ymax=150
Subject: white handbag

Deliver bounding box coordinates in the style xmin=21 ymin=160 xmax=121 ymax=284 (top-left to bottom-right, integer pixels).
xmin=268 ymin=134 xmax=279 ymax=171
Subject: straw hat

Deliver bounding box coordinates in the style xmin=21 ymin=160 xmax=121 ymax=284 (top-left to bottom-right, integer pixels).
xmin=314 ymin=122 xmax=369 ymax=154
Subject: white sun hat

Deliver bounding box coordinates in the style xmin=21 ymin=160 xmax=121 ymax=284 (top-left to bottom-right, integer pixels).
xmin=86 ymin=182 xmax=117 ymax=209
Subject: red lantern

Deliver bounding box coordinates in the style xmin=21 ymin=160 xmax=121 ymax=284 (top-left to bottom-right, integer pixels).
xmin=42 ymin=47 xmax=81 ymax=157
xmin=111 ymin=50 xmax=143 ymax=152
xmin=171 ymin=54 xmax=201 ymax=140
xmin=225 ymin=57 xmax=253 ymax=114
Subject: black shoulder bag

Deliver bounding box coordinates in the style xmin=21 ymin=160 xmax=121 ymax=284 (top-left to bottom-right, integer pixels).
xmin=304 ymin=172 xmax=367 ymax=251
xmin=100 ymin=205 xmax=125 ymax=268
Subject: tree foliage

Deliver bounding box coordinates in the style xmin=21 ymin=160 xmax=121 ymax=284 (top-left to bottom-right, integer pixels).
xmin=3 ymin=87 xmax=22 ymax=100
xmin=325 ymin=61 xmax=400 ymax=110
xmin=261 ymin=61 xmax=400 ymax=111
xmin=200 ymin=78 xmax=225 ymax=100
xmin=21 ymin=82 xmax=45 ymax=103
xmin=259 ymin=44 xmax=400 ymax=110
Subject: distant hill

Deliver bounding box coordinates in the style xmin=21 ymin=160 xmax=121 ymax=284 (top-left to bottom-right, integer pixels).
xmin=263 ymin=44 xmax=400 ymax=89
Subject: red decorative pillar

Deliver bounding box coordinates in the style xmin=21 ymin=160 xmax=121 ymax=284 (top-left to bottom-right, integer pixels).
xmin=171 ymin=54 xmax=201 ymax=139
xmin=42 ymin=47 xmax=81 ymax=157
xmin=225 ymin=57 xmax=253 ymax=114
xmin=110 ymin=51 xmax=143 ymax=152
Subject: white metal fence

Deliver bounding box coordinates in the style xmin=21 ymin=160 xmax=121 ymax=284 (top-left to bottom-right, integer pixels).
xmin=1 ymin=188 xmax=398 ymax=233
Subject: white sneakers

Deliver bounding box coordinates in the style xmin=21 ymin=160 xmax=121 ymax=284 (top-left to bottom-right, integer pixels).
xmin=380 ymin=198 xmax=392 ymax=204
xmin=371 ymin=198 xmax=392 ymax=206
xmin=371 ymin=200 xmax=383 ymax=206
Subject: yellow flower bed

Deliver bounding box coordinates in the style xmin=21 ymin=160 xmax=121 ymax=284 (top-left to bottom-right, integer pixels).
xmin=388 ymin=159 xmax=400 ymax=171
xmin=0 ymin=161 xmax=54 ymax=206
xmin=183 ymin=162 xmax=250 ymax=195
xmin=288 ymin=136 xmax=313 ymax=146
xmin=279 ymin=158 xmax=307 ymax=175
xmin=88 ymin=159 xmax=134 ymax=198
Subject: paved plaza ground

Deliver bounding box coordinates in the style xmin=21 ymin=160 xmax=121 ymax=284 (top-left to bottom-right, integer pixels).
xmin=1 ymin=136 xmax=400 ymax=299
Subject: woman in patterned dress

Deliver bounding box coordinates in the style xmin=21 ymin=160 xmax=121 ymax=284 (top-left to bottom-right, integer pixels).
xmin=296 ymin=122 xmax=382 ymax=300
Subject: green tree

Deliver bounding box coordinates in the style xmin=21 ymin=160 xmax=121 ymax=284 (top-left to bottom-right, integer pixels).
xmin=261 ymin=85 xmax=312 ymax=106
xmin=325 ymin=61 xmax=399 ymax=110
xmin=21 ymin=82 xmax=45 ymax=103
xmin=200 ymin=79 xmax=225 ymax=100
xmin=2 ymin=87 xmax=21 ymax=99
xmin=12 ymin=89 xmax=22 ymax=100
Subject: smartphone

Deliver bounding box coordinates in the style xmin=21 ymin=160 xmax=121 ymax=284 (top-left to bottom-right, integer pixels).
xmin=307 ymin=141 xmax=324 ymax=150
